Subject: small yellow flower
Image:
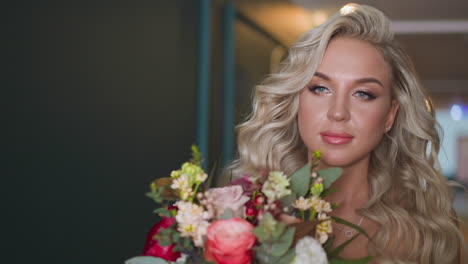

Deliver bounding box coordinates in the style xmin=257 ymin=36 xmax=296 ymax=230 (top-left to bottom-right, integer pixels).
xmin=316 ymin=219 xmax=332 ymax=244
xmin=310 ymin=183 xmax=324 ymax=196
xmin=312 ymin=150 xmax=322 ymax=159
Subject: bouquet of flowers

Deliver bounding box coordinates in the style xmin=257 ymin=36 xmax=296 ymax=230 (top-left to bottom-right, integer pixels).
xmin=126 ymin=146 xmax=371 ymax=264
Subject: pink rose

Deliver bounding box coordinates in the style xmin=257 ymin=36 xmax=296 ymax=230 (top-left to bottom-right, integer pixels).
xmin=142 ymin=216 xmax=181 ymax=261
xmin=204 ymin=218 xmax=256 ymax=264
xmin=205 ymin=185 xmax=250 ymax=218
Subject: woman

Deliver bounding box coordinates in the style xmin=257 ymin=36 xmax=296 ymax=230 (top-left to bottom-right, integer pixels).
xmin=229 ymin=4 xmax=464 ymax=263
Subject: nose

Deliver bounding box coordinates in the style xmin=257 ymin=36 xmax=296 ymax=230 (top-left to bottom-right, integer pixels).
xmin=327 ymin=94 xmax=350 ymax=122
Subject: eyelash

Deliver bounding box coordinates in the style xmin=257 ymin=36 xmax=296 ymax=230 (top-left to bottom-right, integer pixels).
xmin=308 ymin=85 xmax=377 ymax=100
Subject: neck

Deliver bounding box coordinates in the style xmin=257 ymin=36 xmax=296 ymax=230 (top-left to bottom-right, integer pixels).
xmin=319 ymin=156 xmax=370 ymax=208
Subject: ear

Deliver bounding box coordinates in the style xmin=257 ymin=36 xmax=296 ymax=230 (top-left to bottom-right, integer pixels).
xmin=385 ymin=99 xmax=399 ymax=132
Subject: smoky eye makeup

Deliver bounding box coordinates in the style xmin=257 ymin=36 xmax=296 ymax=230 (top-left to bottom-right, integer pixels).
xmin=354 ymin=90 xmax=377 ymax=100
xmin=308 ymin=85 xmax=330 ymax=94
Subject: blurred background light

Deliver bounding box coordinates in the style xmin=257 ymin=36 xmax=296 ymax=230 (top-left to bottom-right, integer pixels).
xmin=450 ymin=104 xmax=463 ymax=120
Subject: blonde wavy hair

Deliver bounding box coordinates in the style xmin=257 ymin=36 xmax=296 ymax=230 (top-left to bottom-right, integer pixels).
xmin=228 ymin=4 xmax=464 ymax=263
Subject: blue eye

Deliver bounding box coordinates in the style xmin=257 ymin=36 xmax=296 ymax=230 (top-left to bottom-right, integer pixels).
xmin=309 ymin=86 xmax=330 ymax=94
xmin=354 ymin=91 xmax=376 ymax=100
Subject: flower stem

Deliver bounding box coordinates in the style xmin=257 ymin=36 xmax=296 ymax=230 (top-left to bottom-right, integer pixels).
xmin=190 ymin=182 xmax=201 ymax=202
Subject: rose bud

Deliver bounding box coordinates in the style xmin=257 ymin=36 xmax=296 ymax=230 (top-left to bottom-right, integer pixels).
xmin=253 ymin=195 xmax=265 ymax=206
xmin=245 ymin=206 xmax=258 ymax=217
xmin=142 ymin=217 xmax=181 ymax=261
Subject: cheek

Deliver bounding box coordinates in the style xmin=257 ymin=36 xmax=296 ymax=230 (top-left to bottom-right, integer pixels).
xmin=297 ymin=94 xmax=325 ymax=147
xmin=353 ymin=104 xmax=388 ymax=137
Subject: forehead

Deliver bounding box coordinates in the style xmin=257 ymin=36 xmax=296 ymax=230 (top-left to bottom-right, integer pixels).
xmin=316 ymin=37 xmax=392 ymax=87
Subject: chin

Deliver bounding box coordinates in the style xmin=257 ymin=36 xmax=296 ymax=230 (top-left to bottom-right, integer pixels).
xmin=319 ymin=151 xmax=365 ymax=169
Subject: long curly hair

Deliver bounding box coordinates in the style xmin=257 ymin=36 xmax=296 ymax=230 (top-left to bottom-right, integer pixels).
xmin=228 ymin=4 xmax=464 ymax=263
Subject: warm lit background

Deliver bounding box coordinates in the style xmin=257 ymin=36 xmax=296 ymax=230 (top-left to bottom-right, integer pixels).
xmin=4 ymin=0 xmax=467 ymax=263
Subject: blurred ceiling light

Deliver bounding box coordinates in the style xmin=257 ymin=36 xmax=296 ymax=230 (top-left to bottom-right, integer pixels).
xmin=450 ymin=104 xmax=462 ymax=121
xmin=310 ymin=11 xmax=328 ymax=27
xmin=340 ymin=3 xmax=357 ymax=15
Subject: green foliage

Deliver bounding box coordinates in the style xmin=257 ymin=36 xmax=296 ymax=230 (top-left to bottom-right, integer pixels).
xmin=289 ymin=163 xmax=311 ymax=197
xmin=279 ymin=194 xmax=296 ymax=208
xmin=327 ymin=216 xmax=372 ymax=262
xmin=253 ymin=213 xmax=285 ymax=243
xmin=153 ymin=208 xmax=171 ymax=218
xmin=317 ymin=168 xmax=343 ymax=188
xmin=331 ymin=216 xmax=370 ymax=239
xmin=270 ymin=227 xmax=295 ymax=257
xmin=277 ymin=248 xmax=296 ymax=264
xmin=253 ymin=213 xmax=296 ymax=264
xmin=330 ymin=256 xmax=373 ymax=264
xmin=320 ymin=187 xmax=337 ymax=198
xmin=190 ymin=144 xmax=203 ymax=166
xmin=146 ymin=186 xmax=164 ymax=204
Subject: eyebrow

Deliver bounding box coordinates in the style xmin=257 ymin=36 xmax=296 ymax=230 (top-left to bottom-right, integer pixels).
xmin=314 ymin=71 xmax=385 ymax=88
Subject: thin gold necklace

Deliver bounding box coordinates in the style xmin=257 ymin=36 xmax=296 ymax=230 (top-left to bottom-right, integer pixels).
xmin=333 ymin=216 xmax=364 ymax=238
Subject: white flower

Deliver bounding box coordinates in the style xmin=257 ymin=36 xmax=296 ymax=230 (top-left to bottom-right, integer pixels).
xmin=192 ymin=220 xmax=210 ymax=247
xmin=175 ymin=201 xmax=210 ymax=245
xmin=315 ymin=200 xmax=332 ymax=214
xmin=195 ymin=172 xmax=208 ymax=183
xmin=292 ymin=196 xmax=313 ymax=211
xmin=309 ymin=195 xmax=320 ymax=210
xmin=171 ymin=174 xmax=190 ymax=190
xmin=293 ymin=236 xmax=328 ymax=264
xmin=261 ymin=171 xmax=291 ymax=202
xmin=317 ymin=212 xmax=329 ymax=221
xmin=179 ymin=188 xmax=194 ymax=201
xmin=316 ymin=219 xmax=333 ymax=244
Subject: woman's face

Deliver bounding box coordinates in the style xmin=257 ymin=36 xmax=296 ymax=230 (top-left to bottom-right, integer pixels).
xmin=298 ymin=37 xmax=399 ymax=169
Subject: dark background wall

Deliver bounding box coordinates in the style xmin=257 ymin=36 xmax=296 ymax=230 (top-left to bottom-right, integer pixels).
xmin=4 ymin=1 xmax=201 ymax=263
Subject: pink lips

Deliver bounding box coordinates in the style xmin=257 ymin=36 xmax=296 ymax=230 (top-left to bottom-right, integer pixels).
xmin=320 ymin=131 xmax=354 ymax=145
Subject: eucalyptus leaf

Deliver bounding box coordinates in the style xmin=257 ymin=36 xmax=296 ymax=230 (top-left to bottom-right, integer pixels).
xmin=271 ymin=222 xmax=286 ymax=241
xmin=277 ymin=248 xmax=296 ymax=264
xmin=253 ymin=213 xmax=278 ymax=243
xmin=125 ymin=256 xmax=170 ymax=264
xmin=172 ymin=232 xmax=180 ymax=243
xmin=279 ymin=194 xmax=296 ymax=207
xmin=271 ymin=227 xmax=295 ymax=257
xmin=289 ymin=163 xmax=311 ymax=197
xmin=254 ymin=249 xmax=276 ymax=264
xmin=317 ymin=168 xmax=343 ymax=188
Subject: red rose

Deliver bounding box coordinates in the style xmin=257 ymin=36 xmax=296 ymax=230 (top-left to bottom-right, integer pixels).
xmin=204 ymin=218 xmax=256 ymax=264
xmin=142 ymin=217 xmax=181 ymax=261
